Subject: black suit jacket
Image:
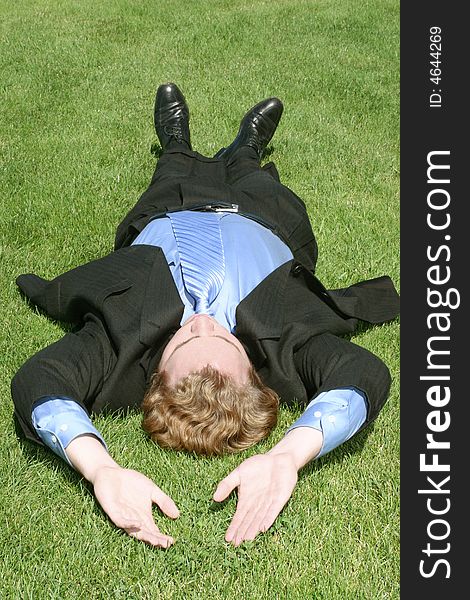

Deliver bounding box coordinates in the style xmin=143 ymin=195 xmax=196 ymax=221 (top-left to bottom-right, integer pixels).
xmin=11 ymin=148 xmax=399 ymax=445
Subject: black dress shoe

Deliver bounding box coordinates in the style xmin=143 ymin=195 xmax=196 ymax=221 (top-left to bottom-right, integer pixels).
xmin=216 ymin=97 xmax=283 ymax=161
xmin=154 ymin=83 xmax=191 ymax=149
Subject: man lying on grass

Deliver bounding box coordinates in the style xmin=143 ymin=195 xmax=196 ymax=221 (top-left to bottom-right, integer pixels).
xmin=11 ymin=83 xmax=399 ymax=548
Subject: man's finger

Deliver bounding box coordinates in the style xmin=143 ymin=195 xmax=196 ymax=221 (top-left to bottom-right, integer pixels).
xmin=151 ymin=486 xmax=180 ymax=519
xmin=225 ymin=495 xmax=261 ymax=543
xmin=258 ymin=498 xmax=289 ymax=534
xmin=213 ymin=470 xmax=240 ymax=502
xmin=234 ymin=501 xmax=272 ymax=544
xmin=126 ymin=516 xmax=175 ymax=548
xmin=128 ymin=526 xmax=175 ymax=548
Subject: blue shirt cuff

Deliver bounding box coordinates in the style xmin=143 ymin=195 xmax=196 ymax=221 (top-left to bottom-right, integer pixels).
xmin=286 ymin=387 xmax=367 ymax=458
xmin=32 ymin=397 xmax=107 ymax=468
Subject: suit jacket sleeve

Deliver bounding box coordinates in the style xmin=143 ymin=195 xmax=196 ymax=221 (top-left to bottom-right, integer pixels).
xmin=293 ymin=332 xmax=391 ymax=429
xmin=11 ymin=314 xmax=117 ymax=444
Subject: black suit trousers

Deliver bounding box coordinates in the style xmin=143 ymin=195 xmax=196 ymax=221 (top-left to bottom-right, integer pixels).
xmin=114 ymin=146 xmax=319 ymax=272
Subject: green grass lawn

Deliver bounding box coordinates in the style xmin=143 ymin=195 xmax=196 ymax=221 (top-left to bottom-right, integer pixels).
xmin=0 ymin=0 xmax=399 ymax=598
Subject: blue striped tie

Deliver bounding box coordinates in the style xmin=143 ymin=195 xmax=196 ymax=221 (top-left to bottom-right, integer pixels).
xmin=168 ymin=211 xmax=226 ymax=314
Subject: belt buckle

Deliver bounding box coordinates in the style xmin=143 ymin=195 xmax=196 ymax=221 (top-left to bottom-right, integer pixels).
xmin=214 ymin=203 xmax=238 ymax=213
xmin=204 ymin=203 xmax=239 ymax=213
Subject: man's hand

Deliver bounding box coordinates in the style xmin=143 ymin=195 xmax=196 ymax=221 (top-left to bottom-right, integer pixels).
xmin=213 ymin=427 xmax=323 ymax=546
xmin=66 ymin=435 xmax=179 ymax=548
xmin=92 ymin=465 xmax=180 ymax=548
xmin=213 ymin=453 xmax=298 ymax=546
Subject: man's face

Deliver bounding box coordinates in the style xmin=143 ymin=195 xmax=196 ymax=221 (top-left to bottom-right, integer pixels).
xmin=158 ymin=314 xmax=251 ymax=386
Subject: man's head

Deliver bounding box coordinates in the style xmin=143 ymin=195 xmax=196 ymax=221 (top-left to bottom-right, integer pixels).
xmin=142 ymin=314 xmax=279 ymax=455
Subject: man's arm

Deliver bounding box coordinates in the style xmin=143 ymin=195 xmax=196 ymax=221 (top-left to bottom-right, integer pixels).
xmin=32 ymin=397 xmax=108 ymax=465
xmin=12 ymin=318 xmax=179 ymax=547
xmin=66 ymin=435 xmax=179 ymax=547
xmin=214 ymin=333 xmax=391 ymax=545
xmin=11 ymin=315 xmax=115 ymax=442
xmin=213 ymin=427 xmax=321 ymax=545
xmin=285 ymin=387 xmax=367 ymax=457
xmin=31 ymin=397 xmax=179 ymax=547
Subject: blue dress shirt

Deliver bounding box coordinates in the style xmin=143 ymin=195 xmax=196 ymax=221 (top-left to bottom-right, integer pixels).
xmin=32 ymin=211 xmax=367 ymax=464
xmin=133 ymin=211 xmax=294 ymax=332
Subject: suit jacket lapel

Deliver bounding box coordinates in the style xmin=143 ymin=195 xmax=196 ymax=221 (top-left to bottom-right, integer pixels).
xmin=235 ymin=260 xmax=291 ymax=366
xmin=139 ymin=250 xmax=184 ymax=346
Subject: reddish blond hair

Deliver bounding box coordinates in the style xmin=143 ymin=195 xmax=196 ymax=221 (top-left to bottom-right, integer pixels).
xmin=142 ymin=366 xmax=279 ymax=455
